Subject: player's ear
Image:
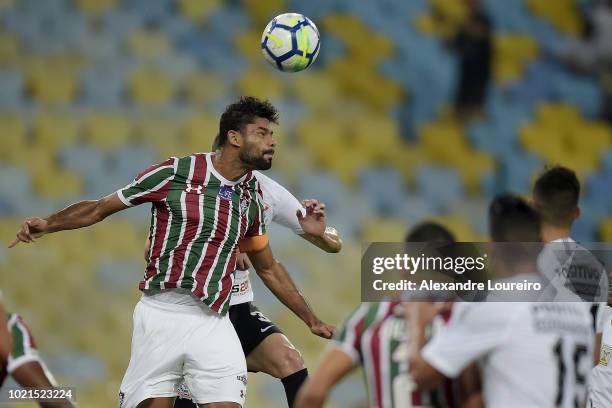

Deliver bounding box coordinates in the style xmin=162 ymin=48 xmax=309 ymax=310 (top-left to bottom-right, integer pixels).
xmin=574 ymin=206 xmax=581 ymax=220
xmin=228 ymin=130 xmax=242 ymax=148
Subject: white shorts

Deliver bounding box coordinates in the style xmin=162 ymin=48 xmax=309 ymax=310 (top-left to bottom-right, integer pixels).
xmin=119 ymin=294 xmax=247 ymax=408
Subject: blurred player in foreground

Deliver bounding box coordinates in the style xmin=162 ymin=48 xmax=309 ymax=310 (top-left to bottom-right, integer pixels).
xmin=0 ymin=292 xmax=74 ymax=407
xmin=9 ymin=97 xmax=334 ymax=408
xmin=532 ymin=166 xmax=611 ymax=406
xmin=409 ymin=195 xmax=594 ymax=408
xmin=295 ymin=222 xmax=467 ymax=408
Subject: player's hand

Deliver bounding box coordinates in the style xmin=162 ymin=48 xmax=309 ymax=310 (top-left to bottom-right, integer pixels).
xmin=8 ymin=217 xmax=48 ymax=248
xmin=297 ymin=199 xmax=326 ymax=237
xmin=309 ymin=320 xmax=336 ymax=339
xmin=236 ymin=252 xmax=252 ymax=270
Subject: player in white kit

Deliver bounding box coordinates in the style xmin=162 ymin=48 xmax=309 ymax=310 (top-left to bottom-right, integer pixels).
xmin=409 ymin=195 xmax=595 ymax=408
xmin=532 ymin=166 xmax=611 ymax=406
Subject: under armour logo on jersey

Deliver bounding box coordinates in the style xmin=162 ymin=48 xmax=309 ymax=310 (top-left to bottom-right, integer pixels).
xmin=185 ymin=183 xmax=203 ymax=194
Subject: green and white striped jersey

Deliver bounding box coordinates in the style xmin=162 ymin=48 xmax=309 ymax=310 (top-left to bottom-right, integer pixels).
xmin=333 ymin=302 xmax=457 ymax=408
xmin=117 ymin=153 xmax=266 ymax=315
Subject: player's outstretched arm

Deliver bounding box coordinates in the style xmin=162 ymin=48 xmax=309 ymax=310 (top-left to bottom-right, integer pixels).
xmin=247 ymin=244 xmax=335 ymax=338
xmin=297 ymin=199 xmax=342 ymax=253
xmin=9 ymin=193 xmax=128 ymax=248
xmin=294 ymin=347 xmax=354 ymax=408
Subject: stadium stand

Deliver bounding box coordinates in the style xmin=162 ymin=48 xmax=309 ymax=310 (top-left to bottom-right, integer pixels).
xmin=0 ymin=0 xmax=610 ymax=406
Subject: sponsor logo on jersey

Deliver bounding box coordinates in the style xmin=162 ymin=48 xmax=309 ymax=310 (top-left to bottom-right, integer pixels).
xmin=185 ymin=183 xmax=203 ymax=195
xmin=218 ymin=185 xmax=233 ymax=201
xmin=600 ymin=344 xmax=612 ymax=367
xmin=232 ymin=280 xmax=250 ymax=294
xmin=237 ymin=374 xmax=248 ymax=386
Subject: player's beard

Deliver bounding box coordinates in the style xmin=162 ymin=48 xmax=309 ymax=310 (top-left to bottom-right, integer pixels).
xmin=239 ymin=143 xmax=274 ymax=170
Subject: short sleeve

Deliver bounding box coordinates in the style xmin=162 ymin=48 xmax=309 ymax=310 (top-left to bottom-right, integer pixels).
xmin=331 ymin=304 xmax=370 ymax=366
xmin=422 ymin=302 xmax=513 ymax=378
xmin=116 ymin=158 xmax=176 ymax=207
xmin=259 ymin=175 xmax=304 ymax=235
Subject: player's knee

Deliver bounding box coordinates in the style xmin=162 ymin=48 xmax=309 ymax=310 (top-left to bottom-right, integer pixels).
xmin=273 ymin=346 xmax=304 ymax=378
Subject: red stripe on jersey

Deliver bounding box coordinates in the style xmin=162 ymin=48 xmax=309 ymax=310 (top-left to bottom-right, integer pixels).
xmin=167 ymin=155 xmax=207 ymax=283
xmin=370 ymin=321 xmax=384 ymax=408
xmin=211 ymin=249 xmax=237 ymax=311
xmin=193 ymin=197 xmax=231 ymax=300
xmin=135 ymin=158 xmax=174 ymax=182
xmin=130 ymin=181 xmax=172 ymax=206
xmin=412 ymin=388 xmax=423 ymax=406
xmin=141 ymin=203 xmax=171 ymax=285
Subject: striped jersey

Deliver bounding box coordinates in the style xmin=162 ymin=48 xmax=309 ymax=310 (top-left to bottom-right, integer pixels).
xmin=117 ymin=153 xmax=266 ymax=315
xmin=333 ymin=302 xmax=457 ymax=408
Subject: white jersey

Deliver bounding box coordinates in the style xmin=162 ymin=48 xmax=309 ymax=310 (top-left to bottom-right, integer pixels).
xmin=588 ymin=305 xmax=612 ymax=407
xmin=423 ymin=299 xmax=594 ymax=408
xmin=230 ymin=171 xmax=304 ymax=306
xmin=537 ymin=238 xmax=608 ymax=303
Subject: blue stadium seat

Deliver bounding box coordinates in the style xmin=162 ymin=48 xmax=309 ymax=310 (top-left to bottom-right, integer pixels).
xmin=45 ymin=352 xmax=107 ymax=387
xmin=415 ymin=165 xmax=464 ymax=212
xmin=100 ymin=10 xmax=144 ymax=38
xmin=358 ymin=166 xmax=406 ymax=215
xmin=497 ymin=150 xmax=543 ymax=193
xmin=467 ymin=121 xmax=517 ymax=158
xmin=553 ymin=71 xmax=601 ymax=118
xmin=122 ymin=0 xmax=173 ymax=24
xmin=585 ymin=172 xmax=612 ymax=212
xmin=395 ymin=193 xmax=438 ymax=225
xmin=298 ymin=170 xmax=351 ymax=215
xmin=58 ymin=144 xmax=108 ymax=194
xmin=0 ymin=164 xmax=33 ymax=215
xmin=0 ymin=68 xmax=24 ymax=108
xmin=80 ymin=66 xmax=126 ymax=108
xmin=601 ymin=150 xmax=612 ymax=175
xmin=109 ymin=144 xmax=159 ymax=181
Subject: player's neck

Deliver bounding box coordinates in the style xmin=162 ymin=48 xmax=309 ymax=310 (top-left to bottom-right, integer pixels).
xmin=212 ymin=150 xmax=251 ymax=181
xmin=541 ymin=224 xmax=572 ymax=242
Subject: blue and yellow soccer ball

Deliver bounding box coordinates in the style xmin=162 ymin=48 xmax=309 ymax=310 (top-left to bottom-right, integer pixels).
xmin=261 ymin=13 xmax=320 ymax=72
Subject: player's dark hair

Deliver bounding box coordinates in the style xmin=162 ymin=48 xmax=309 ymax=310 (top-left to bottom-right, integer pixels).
xmin=405 ymin=222 xmax=456 ymax=243
xmin=218 ymin=96 xmax=279 ymax=146
xmin=533 ymin=166 xmax=580 ymax=227
xmin=489 ymin=194 xmax=541 ymax=242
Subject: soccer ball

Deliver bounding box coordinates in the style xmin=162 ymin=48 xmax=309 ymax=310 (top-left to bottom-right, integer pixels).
xmin=261 ymin=13 xmax=320 ymax=72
